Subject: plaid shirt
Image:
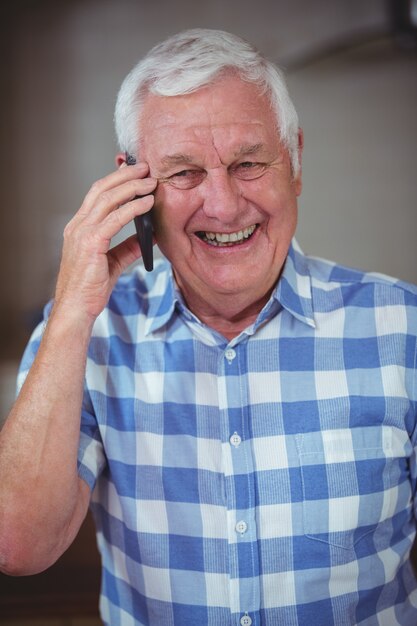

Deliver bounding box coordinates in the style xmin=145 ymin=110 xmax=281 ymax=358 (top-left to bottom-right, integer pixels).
xmin=19 ymin=240 xmax=417 ymax=626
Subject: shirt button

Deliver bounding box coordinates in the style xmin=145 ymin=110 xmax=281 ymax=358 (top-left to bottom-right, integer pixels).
xmin=225 ymin=348 xmax=236 ymax=362
xmin=235 ymin=520 xmax=248 ymax=535
xmin=230 ymin=432 xmax=242 ymax=447
xmin=240 ymin=615 xmax=252 ymax=626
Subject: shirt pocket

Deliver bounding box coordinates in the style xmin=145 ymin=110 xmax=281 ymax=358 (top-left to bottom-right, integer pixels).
xmin=296 ymin=426 xmax=410 ymax=551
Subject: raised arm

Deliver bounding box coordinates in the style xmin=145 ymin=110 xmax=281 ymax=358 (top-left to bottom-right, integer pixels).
xmin=0 ymin=163 xmax=156 ymax=575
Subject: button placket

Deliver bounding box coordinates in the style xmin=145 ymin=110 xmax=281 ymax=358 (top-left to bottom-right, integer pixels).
xmin=219 ymin=341 xmax=260 ymax=620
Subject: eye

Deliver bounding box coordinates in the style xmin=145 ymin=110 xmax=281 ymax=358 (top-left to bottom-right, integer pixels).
xmin=166 ymin=169 xmax=206 ymax=190
xmin=231 ymin=162 xmax=267 ymax=180
xmin=172 ymin=169 xmax=191 ymax=177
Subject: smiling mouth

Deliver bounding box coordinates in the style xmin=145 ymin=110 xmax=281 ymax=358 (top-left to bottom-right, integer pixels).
xmin=196 ymin=224 xmax=258 ymax=247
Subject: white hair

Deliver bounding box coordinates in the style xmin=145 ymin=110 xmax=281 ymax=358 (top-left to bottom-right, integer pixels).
xmin=114 ymin=28 xmax=300 ymax=174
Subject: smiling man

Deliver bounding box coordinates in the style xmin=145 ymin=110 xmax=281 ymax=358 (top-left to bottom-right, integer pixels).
xmin=1 ymin=28 xmax=417 ymax=626
xmin=120 ymin=73 xmax=302 ymax=338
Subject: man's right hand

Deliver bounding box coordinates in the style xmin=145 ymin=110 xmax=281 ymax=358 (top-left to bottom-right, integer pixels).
xmin=54 ymin=162 xmax=157 ymax=323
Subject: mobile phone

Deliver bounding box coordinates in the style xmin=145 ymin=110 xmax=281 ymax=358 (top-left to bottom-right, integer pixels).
xmin=126 ymin=153 xmax=154 ymax=271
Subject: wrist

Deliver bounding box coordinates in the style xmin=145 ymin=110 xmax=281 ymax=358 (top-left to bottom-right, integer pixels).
xmin=46 ymin=300 xmax=96 ymax=345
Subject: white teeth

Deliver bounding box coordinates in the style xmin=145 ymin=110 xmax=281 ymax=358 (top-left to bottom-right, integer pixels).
xmin=200 ymin=224 xmax=256 ymax=246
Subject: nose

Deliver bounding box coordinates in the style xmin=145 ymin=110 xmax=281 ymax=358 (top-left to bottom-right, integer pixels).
xmin=201 ymin=168 xmax=244 ymax=223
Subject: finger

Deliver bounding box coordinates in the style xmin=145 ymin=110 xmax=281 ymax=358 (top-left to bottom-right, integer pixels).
xmin=85 ymin=162 xmax=150 ymax=208
xmin=84 ymin=176 xmax=157 ymax=225
xmin=94 ymin=194 xmax=155 ymax=244
xmin=73 ymin=163 xmax=152 ymax=224
xmin=107 ymin=234 xmax=142 ymax=278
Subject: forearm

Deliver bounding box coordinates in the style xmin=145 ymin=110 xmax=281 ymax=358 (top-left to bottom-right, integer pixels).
xmin=0 ymin=304 xmax=94 ymax=574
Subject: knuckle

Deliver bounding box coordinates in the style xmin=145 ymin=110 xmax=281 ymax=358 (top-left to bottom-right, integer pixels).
xmin=109 ymin=207 xmax=124 ymax=229
xmin=63 ymin=221 xmax=74 ymax=239
xmin=90 ymin=178 xmax=106 ymax=195
xmin=97 ymin=190 xmax=112 ymax=207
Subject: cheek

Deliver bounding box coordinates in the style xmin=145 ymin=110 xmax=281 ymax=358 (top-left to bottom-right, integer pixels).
xmin=153 ymin=187 xmax=201 ymax=234
xmin=245 ymin=181 xmax=295 ymax=220
xmin=152 ymin=188 xmax=175 ymax=234
xmin=242 ymin=170 xmax=289 ymax=202
xmin=152 ymin=190 xmax=194 ymax=253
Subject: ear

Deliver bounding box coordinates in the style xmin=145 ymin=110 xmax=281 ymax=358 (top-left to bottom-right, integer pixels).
xmin=115 ymin=152 xmax=127 ymax=168
xmin=294 ymin=128 xmax=304 ymax=196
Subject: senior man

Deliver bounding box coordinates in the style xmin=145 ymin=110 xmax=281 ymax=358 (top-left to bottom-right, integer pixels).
xmin=1 ymin=28 xmax=417 ymax=626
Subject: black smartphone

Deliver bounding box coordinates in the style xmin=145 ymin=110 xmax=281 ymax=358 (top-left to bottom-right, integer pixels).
xmin=126 ymin=153 xmax=154 ymax=271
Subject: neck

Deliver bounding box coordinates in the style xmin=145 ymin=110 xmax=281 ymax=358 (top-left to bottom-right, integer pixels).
xmin=174 ymin=273 xmax=274 ymax=340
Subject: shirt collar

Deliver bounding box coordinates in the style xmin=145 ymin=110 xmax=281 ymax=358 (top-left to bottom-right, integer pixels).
xmin=145 ymin=238 xmax=315 ymax=335
xmin=274 ymin=239 xmax=316 ymax=328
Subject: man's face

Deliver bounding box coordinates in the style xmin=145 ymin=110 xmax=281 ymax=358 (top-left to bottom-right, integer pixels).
xmin=138 ymin=74 xmax=302 ymax=315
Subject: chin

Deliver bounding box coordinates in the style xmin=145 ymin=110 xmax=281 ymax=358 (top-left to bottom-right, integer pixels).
xmin=201 ymin=270 xmax=261 ymax=296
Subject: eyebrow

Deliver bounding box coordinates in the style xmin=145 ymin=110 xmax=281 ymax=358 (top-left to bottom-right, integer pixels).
xmin=160 ymin=153 xmax=196 ymax=167
xmin=233 ymin=143 xmax=265 ymax=158
xmin=159 ymin=142 xmax=267 ymax=170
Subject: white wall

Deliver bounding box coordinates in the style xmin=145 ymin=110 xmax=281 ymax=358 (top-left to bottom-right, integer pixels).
xmin=291 ymin=38 xmax=417 ymax=282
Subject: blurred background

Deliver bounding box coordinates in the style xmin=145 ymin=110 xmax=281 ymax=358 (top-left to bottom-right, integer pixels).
xmin=0 ymin=0 xmax=416 ymax=623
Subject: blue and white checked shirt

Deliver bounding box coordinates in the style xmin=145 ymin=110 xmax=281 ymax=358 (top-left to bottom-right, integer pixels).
xmin=19 ymin=240 xmax=417 ymax=626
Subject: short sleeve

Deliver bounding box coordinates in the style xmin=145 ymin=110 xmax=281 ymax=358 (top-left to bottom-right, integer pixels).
xmin=77 ymin=386 xmax=106 ymax=491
